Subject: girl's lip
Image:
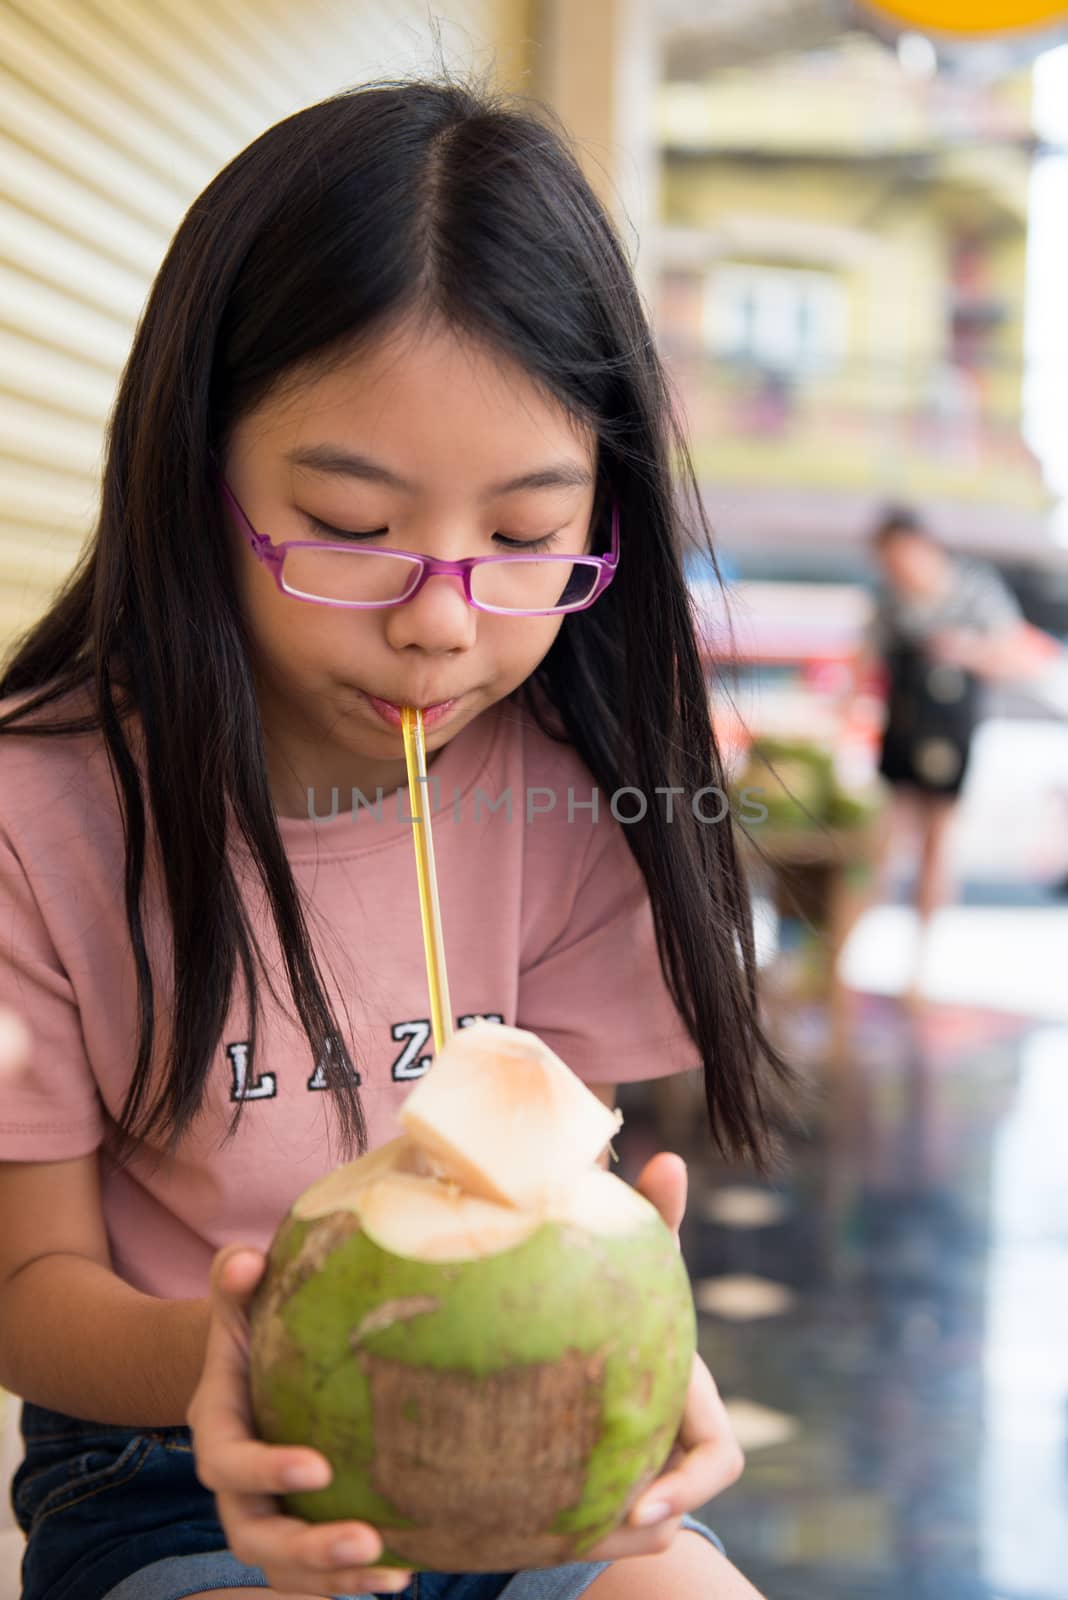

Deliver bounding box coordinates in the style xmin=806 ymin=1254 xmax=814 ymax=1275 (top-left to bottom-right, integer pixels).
xmin=363 ymin=693 xmax=459 ymax=729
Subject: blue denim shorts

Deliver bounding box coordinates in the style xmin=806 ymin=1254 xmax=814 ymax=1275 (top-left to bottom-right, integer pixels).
xmin=9 ymin=1401 xmax=723 ymax=1600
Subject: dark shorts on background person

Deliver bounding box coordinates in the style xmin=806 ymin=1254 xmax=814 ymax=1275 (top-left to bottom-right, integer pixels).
xmin=878 ymin=644 xmax=980 ymax=800
xmin=878 ymin=726 xmax=971 ymax=799
xmin=10 ymin=1401 xmax=724 ymax=1600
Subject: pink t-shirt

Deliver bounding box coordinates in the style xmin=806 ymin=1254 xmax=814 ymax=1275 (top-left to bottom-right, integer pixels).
xmin=0 ymin=692 xmax=697 ymax=1300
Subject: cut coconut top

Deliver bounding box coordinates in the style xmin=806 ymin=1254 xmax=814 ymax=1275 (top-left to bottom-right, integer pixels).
xmin=348 ymin=1170 xmax=540 ymax=1262
xmin=398 ymin=1021 xmax=622 ymax=1212
xmin=295 ymin=1156 xmax=659 ymax=1262
xmin=289 ymin=1025 xmax=650 ymax=1264
xmin=292 ymin=1136 xmax=416 ymax=1219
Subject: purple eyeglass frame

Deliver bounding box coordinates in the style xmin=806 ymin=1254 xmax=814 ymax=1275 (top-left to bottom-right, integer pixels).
xmin=218 ymin=475 xmax=619 ymax=617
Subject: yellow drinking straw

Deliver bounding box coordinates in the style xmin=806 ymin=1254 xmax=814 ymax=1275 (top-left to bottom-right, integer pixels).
xmin=400 ymin=706 xmax=453 ymax=1053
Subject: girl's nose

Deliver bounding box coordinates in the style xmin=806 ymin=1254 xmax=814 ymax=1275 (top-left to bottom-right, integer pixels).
xmin=383 ymin=571 xmax=478 ymax=655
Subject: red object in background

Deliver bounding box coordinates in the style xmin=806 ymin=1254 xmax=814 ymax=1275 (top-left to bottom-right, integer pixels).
xmin=803 ymin=659 xmax=851 ymax=695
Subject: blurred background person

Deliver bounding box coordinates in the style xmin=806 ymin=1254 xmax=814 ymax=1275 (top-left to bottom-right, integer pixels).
xmin=856 ymin=503 xmax=1036 ymax=990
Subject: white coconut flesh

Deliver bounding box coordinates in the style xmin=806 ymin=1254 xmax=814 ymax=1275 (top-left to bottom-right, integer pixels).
xmin=399 ymin=1021 xmax=622 ymax=1209
xmin=291 ymin=1022 xmax=655 ymax=1264
xmin=294 ymin=1153 xmax=659 ymax=1263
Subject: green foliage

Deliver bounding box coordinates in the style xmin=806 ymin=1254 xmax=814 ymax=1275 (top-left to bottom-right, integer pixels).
xmin=735 ymin=738 xmax=877 ymax=832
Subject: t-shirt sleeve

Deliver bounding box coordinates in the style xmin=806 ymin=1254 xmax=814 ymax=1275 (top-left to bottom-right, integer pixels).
xmin=961 ymin=563 xmax=1022 ymax=635
xmin=516 ymin=813 xmax=698 ymax=1086
xmin=0 ymin=830 xmax=104 ymax=1158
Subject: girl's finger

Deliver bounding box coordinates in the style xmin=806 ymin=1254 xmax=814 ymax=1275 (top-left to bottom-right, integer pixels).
xmin=209 ymin=1244 xmax=267 ymax=1308
xmin=229 ymin=1576 xmax=407 ymax=1600
xmin=586 ymin=1514 xmax=685 ymax=1563
xmin=188 ymin=1248 xmax=270 ymax=1438
xmin=192 ymin=1432 xmax=333 ymax=1499
xmin=187 ymin=1357 xmax=254 ymax=1455
xmin=190 ymin=1244 xmax=338 ymax=1521
xmin=624 ymin=1359 xmax=742 ymax=1527
xmin=215 ymin=1497 xmax=396 ymax=1585
xmin=653 ymin=1352 xmax=730 ymax=1462
xmin=674 ymin=1357 xmax=735 ymax=1455
xmin=265 ymin=1563 xmax=410 ymax=1597
xmin=633 ymin=1151 xmax=688 ymax=1239
xmin=629 ymin=1432 xmax=744 ymax=1527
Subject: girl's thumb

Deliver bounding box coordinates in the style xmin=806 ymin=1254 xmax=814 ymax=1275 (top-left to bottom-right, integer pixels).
xmin=635 ymin=1151 xmax=688 ymax=1242
xmin=210 ymin=1244 xmax=266 ymax=1306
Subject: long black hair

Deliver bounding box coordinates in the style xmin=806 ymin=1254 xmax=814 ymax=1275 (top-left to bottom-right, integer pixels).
xmin=0 ymin=79 xmax=794 ymax=1170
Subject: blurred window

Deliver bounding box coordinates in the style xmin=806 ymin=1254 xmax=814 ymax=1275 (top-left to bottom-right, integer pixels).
xmin=704 ymin=264 xmax=846 ymax=375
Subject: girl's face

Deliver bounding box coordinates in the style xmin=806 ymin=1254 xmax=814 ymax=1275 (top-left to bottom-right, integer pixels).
xmin=224 ymin=315 xmax=597 ymax=814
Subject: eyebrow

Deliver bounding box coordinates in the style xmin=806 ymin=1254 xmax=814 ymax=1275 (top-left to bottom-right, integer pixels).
xmin=285 ymin=444 xmax=593 ymax=497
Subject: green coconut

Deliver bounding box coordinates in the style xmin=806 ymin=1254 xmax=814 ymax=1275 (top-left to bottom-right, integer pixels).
xmin=248 ymin=1022 xmax=696 ymax=1572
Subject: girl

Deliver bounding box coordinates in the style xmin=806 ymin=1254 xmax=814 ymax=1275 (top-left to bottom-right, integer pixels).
xmin=0 ymin=81 xmax=786 ymax=1600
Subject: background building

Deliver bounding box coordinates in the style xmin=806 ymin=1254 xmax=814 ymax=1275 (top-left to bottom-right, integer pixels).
xmin=654 ymin=27 xmax=1061 ymax=579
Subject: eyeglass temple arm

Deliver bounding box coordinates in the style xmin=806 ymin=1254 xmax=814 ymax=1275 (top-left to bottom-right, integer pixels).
xmin=216 ymin=474 xmax=281 ymax=570
xmin=606 ymin=502 xmax=620 ymax=566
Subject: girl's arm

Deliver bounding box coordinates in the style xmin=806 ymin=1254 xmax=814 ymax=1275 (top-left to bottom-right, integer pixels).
xmin=930 ymin=618 xmax=1055 ymax=682
xmin=0 ymin=1153 xmax=210 ymax=1426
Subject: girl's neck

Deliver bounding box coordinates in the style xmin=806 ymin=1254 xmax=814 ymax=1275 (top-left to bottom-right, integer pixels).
xmin=265 ymin=742 xmax=421 ymax=819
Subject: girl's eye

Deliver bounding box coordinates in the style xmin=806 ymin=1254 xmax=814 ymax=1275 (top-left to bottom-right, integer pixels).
xmin=305 ymin=517 xmax=563 ymax=553
xmin=307 ymin=516 xmax=387 ymax=542
xmin=494 ymin=530 xmax=562 ymax=554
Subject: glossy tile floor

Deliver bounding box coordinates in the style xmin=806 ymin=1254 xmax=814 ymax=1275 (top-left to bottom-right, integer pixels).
xmin=619 ymin=938 xmax=1068 ymax=1599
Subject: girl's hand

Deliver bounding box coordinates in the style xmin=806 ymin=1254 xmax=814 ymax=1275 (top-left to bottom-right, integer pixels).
xmin=187 ymin=1244 xmax=412 ymax=1597
xmin=587 ymin=1153 xmax=744 ymax=1561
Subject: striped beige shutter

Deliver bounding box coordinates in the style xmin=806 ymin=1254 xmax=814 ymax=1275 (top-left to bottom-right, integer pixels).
xmin=0 ymin=0 xmax=530 ymax=653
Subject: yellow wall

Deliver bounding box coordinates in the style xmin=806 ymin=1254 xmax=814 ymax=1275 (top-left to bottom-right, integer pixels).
xmin=662 ymin=161 xmax=951 ymax=411
xmin=0 ymin=0 xmax=536 ymax=657
xmin=656 ymin=45 xmax=1041 ymax=506
xmin=657 ymin=37 xmax=1033 ymax=161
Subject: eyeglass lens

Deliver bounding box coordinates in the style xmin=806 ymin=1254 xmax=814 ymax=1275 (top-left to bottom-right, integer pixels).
xmin=281 ymin=547 xmax=599 ymax=611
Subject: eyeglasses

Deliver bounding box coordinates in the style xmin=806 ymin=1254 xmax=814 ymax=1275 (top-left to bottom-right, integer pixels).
xmin=218 ymin=477 xmax=619 ymax=617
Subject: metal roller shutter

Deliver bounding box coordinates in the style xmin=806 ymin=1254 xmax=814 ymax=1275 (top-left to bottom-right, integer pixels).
xmin=0 ymin=0 xmax=528 ymax=651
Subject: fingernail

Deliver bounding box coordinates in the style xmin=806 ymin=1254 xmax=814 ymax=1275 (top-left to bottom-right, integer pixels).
xmin=633 ymin=1499 xmax=672 ymax=1526
xmin=330 ymin=1537 xmax=375 ymax=1564
xmin=282 ymin=1460 xmax=331 ymax=1490
xmin=226 ymin=1250 xmax=263 ymax=1282
xmin=329 ymin=1536 xmax=388 ymax=1561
